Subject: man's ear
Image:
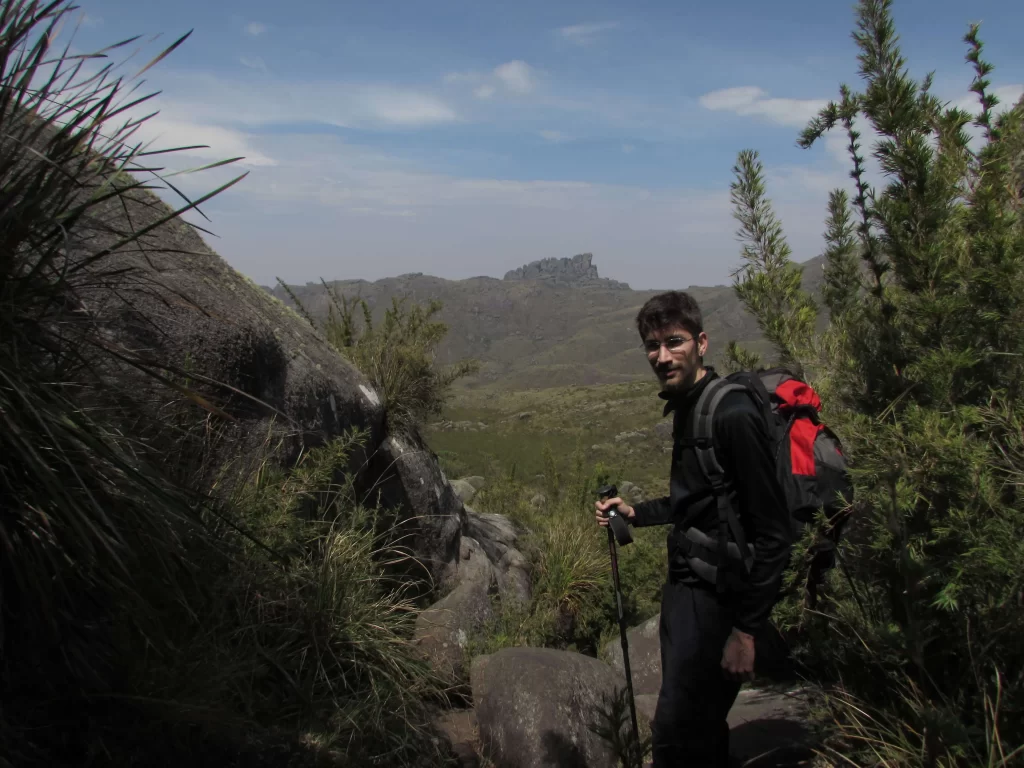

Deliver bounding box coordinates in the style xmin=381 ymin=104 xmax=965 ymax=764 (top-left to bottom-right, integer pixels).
xmin=697 ymin=332 xmax=708 ymax=358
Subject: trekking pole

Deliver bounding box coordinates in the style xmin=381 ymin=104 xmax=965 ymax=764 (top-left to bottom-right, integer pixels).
xmin=596 ymin=484 xmax=641 ymax=767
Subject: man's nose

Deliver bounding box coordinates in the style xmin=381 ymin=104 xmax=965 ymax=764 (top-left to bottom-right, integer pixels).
xmin=657 ymin=344 xmax=673 ymax=363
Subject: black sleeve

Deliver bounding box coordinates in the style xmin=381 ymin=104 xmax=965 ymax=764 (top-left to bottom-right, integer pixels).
xmin=631 ymin=496 xmax=672 ymax=527
xmin=714 ymin=392 xmax=794 ymax=635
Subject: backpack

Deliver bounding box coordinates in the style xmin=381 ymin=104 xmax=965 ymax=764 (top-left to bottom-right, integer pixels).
xmin=673 ymin=367 xmax=854 ymax=607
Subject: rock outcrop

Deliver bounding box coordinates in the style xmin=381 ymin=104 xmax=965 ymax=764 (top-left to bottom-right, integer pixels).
xmin=472 ymin=647 xmax=624 ymax=768
xmin=464 ymin=508 xmax=532 ymax=605
xmin=503 ymin=253 xmax=630 ymax=289
xmin=70 ymin=180 xmax=464 ymax=593
xmin=414 ymin=504 xmax=533 ymax=684
xmin=413 ymin=533 xmax=495 ymax=684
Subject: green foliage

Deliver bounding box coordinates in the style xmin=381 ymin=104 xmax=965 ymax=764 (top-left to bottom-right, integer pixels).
xmin=283 ymin=280 xmax=480 ymax=435
xmin=0 ymin=2 xmax=251 ymax=763
xmin=730 ymin=149 xmax=819 ymax=376
xmin=0 ymin=5 xmax=455 ymax=765
xmin=208 ymin=433 xmax=455 ymax=766
xmin=727 ymin=1 xmax=1024 ymax=763
xmin=723 ymin=339 xmax=763 ymax=373
xmin=468 ymin=445 xmax=664 ymax=658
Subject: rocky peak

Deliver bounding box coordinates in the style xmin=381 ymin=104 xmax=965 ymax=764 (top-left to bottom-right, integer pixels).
xmin=503 ymin=253 xmax=630 ymax=289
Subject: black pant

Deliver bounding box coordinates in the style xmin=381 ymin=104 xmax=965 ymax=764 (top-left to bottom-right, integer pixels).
xmin=651 ymin=580 xmax=741 ymax=767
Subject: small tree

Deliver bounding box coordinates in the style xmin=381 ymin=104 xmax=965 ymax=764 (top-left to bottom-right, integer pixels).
xmin=279 ymin=280 xmax=480 ymax=435
xmin=727 ymin=1 xmax=1024 ymax=764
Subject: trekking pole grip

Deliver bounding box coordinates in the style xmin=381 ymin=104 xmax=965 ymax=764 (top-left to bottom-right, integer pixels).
xmin=597 ymin=484 xmax=633 ymax=546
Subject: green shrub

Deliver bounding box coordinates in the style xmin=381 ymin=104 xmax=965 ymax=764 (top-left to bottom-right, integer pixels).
xmin=469 ymin=447 xmax=664 ymax=657
xmin=280 ymin=281 xmax=480 ymax=435
xmin=207 ymin=432 xmax=455 ymax=765
xmin=726 ymin=1 xmax=1024 ymax=763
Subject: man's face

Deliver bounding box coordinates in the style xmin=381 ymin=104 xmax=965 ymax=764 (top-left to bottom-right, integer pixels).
xmin=643 ymin=325 xmax=707 ymax=393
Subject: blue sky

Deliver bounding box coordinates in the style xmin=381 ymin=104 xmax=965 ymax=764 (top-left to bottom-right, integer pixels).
xmin=62 ymin=0 xmax=1023 ymax=289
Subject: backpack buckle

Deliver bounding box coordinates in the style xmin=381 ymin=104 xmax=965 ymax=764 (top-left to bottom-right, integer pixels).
xmin=679 ymin=437 xmax=713 ymax=449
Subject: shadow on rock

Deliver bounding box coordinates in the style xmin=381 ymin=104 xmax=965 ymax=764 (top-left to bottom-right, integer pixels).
xmin=540 ymin=730 xmax=588 ymax=768
xmin=731 ymin=718 xmax=816 ymax=767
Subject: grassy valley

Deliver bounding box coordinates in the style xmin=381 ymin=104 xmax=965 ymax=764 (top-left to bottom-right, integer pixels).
xmin=270 ymin=252 xmax=830 ymax=392
xmin=427 ymin=379 xmax=671 ymax=498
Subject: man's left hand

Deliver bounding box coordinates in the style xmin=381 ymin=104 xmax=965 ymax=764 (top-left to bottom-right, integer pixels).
xmin=721 ymin=628 xmax=756 ymax=682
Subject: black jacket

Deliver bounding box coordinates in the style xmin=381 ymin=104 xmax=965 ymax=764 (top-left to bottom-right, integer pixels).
xmin=631 ymin=368 xmax=794 ymax=634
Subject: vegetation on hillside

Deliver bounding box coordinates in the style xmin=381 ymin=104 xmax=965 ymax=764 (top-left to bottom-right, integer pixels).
xmin=726 ymin=1 xmax=1024 ymax=763
xmin=464 ymin=448 xmax=665 ymax=660
xmin=280 ymin=279 xmax=480 ymax=434
xmin=0 ymin=3 xmax=455 ymax=765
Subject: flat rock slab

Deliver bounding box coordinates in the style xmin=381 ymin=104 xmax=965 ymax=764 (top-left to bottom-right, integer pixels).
xmin=472 ymin=647 xmax=624 ymax=768
xmin=728 ymin=687 xmax=815 ymax=766
xmin=634 ymin=687 xmax=814 ymax=765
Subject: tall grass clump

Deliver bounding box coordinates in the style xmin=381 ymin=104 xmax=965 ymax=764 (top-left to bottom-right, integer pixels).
xmin=725 ymin=1 xmax=1024 ymax=764
xmin=0 ymin=3 xmax=456 ymax=765
xmin=279 ymin=280 xmax=479 ymax=435
xmin=0 ymin=0 xmax=246 ymax=760
xmin=200 ymin=431 xmax=455 ymax=766
xmin=469 ymin=449 xmax=664 ymax=656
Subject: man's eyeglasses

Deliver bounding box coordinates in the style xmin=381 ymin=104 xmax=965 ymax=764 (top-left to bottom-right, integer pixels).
xmin=642 ymin=336 xmax=693 ymax=354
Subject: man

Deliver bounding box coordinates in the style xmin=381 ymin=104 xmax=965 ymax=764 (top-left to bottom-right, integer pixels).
xmin=595 ymin=291 xmax=793 ymax=767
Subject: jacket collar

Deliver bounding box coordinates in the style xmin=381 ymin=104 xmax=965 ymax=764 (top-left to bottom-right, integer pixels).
xmin=659 ymin=366 xmax=718 ymax=417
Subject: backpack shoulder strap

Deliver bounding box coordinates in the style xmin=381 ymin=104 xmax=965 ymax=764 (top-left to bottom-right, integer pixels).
xmin=688 ymin=377 xmax=755 ymax=591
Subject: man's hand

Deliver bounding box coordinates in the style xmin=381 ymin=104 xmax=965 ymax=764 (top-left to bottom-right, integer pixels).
xmin=721 ymin=628 xmax=755 ymax=682
xmin=595 ymin=497 xmax=635 ymax=527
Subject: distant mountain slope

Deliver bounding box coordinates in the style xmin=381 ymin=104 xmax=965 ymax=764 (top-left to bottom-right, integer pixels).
xmin=268 ymin=252 xmax=829 ymax=390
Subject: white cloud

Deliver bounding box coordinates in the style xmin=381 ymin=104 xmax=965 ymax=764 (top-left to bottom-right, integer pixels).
xmin=348 ymin=87 xmax=457 ymax=126
xmin=153 ymin=75 xmax=458 ymax=129
xmin=245 ymin=22 xmax=266 ymax=37
xmin=240 ymin=56 xmax=268 ymax=73
xmin=539 ymin=129 xmax=569 ymax=142
xmin=443 ymin=71 xmax=481 ymax=85
xmin=128 ymin=112 xmax=277 ymax=168
xmin=558 ymin=21 xmax=620 ymax=46
xmin=494 ymin=61 xmax=534 ymax=94
xmin=444 ymin=61 xmax=537 ymax=99
xmin=699 ymin=86 xmax=827 ymax=128
xmin=766 ymin=165 xmax=851 ymax=199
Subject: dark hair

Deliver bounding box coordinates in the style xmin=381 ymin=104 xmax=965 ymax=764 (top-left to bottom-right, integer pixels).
xmin=635 ymin=291 xmax=703 ymax=340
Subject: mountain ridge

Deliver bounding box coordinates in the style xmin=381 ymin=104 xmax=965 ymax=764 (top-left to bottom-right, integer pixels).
xmin=268 ymin=252 xmax=828 ymax=391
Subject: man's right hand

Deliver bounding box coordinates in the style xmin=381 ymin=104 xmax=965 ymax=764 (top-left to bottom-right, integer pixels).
xmin=595 ymin=497 xmax=635 ymax=527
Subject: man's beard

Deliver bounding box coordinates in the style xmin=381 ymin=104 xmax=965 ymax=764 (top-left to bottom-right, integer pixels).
xmin=656 ymin=364 xmax=688 ymax=392
xmin=655 ymin=356 xmax=703 ymax=393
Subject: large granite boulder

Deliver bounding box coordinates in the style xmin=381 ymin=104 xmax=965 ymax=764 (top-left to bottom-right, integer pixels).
xmin=471 ymin=647 xmax=624 ymax=768
xmin=601 ymin=613 xmax=663 ymax=710
xmin=69 ymin=178 xmax=463 ymax=592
